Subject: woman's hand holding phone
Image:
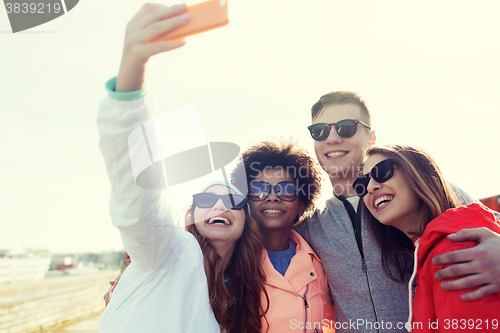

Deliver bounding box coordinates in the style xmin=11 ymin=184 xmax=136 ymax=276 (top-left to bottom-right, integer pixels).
xmin=115 ymin=3 xmax=189 ymax=93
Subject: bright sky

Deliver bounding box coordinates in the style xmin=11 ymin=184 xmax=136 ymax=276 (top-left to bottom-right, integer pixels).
xmin=1 ymin=0 xmax=499 ymax=253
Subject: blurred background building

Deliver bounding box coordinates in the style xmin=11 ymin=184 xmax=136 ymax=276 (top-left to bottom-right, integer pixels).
xmin=0 ymin=249 xmax=124 ymax=285
xmin=480 ymin=195 xmax=500 ymax=212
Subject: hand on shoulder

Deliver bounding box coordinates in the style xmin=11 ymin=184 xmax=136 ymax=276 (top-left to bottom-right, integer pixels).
xmin=433 ymin=227 xmax=500 ymax=301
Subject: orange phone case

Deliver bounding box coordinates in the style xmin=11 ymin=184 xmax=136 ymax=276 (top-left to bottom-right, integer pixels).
xmin=155 ymin=0 xmax=229 ymax=42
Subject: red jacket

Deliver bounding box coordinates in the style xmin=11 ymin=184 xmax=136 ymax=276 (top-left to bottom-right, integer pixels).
xmin=409 ymin=203 xmax=500 ymax=332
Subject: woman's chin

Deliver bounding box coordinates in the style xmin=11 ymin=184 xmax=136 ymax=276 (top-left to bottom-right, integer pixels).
xmin=373 ymin=212 xmax=395 ymax=227
xmin=205 ymin=231 xmax=240 ymax=244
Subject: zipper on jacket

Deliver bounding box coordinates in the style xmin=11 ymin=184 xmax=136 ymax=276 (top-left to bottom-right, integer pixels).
xmin=303 ymin=285 xmax=309 ymax=333
xmin=347 ymin=197 xmax=379 ymax=333
xmin=302 ymin=294 xmax=309 ymax=308
xmin=362 ymin=258 xmax=380 ymax=333
xmin=265 ymin=283 xmax=310 ymax=333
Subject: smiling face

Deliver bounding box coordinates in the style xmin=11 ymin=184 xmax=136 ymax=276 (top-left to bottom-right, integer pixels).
xmin=248 ymin=169 xmax=304 ymax=234
xmin=313 ymin=103 xmax=374 ymax=185
xmin=362 ymin=154 xmax=422 ymax=238
xmin=193 ymin=185 xmax=246 ymax=245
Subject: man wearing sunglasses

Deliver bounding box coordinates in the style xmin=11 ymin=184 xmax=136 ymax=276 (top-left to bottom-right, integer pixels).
xmin=294 ymin=91 xmax=500 ymax=332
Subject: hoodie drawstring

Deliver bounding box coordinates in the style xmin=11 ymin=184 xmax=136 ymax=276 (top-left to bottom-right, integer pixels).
xmin=406 ymin=239 xmax=420 ymax=332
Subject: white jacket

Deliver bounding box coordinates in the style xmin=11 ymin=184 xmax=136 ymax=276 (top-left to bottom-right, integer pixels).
xmin=97 ymin=94 xmax=220 ymax=333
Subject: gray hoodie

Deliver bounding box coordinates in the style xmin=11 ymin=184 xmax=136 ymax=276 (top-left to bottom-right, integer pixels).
xmin=295 ymin=196 xmax=411 ymax=333
xmin=294 ymin=185 xmax=488 ymax=333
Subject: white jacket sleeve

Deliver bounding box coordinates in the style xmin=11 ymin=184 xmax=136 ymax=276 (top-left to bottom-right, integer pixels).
xmin=97 ymin=94 xmax=176 ymax=272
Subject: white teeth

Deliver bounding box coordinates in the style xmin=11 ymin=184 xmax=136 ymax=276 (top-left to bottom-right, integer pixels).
xmin=375 ymin=196 xmax=393 ymax=208
xmin=264 ymin=210 xmax=283 ymax=214
xmin=207 ymin=217 xmax=231 ymax=225
xmin=327 ymin=151 xmax=347 ymax=158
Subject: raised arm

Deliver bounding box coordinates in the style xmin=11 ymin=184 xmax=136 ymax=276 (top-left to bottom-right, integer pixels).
xmin=115 ymin=3 xmax=188 ymax=92
xmin=97 ymin=3 xmax=189 ymax=271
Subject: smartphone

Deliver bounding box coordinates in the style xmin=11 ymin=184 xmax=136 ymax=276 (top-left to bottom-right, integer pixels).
xmin=154 ymin=0 xmax=229 ymax=42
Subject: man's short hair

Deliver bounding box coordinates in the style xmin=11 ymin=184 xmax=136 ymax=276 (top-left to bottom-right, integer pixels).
xmin=311 ymin=91 xmax=371 ymax=126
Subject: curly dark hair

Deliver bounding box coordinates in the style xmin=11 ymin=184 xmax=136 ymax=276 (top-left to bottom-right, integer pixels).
xmin=231 ymin=139 xmax=322 ymax=224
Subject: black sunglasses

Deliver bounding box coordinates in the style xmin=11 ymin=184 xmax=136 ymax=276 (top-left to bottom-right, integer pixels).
xmin=308 ymin=119 xmax=371 ymax=141
xmin=192 ymin=193 xmax=248 ymax=210
xmin=248 ymin=181 xmax=298 ymax=202
xmin=353 ymin=159 xmax=396 ymax=197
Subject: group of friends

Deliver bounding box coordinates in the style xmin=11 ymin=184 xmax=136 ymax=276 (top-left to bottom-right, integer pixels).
xmin=96 ymin=3 xmax=500 ymax=333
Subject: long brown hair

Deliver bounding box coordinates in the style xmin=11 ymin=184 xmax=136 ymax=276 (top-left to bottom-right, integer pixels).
xmin=185 ymin=200 xmax=269 ymax=333
xmin=364 ymin=144 xmax=461 ymax=282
